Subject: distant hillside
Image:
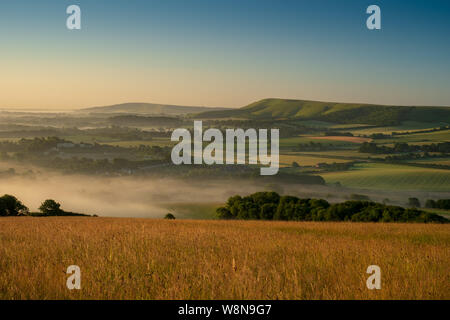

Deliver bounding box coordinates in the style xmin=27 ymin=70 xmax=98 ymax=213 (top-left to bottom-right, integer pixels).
xmin=79 ymin=103 xmax=229 ymax=115
xmin=109 ymin=115 xmax=183 ymax=127
xmin=195 ymin=98 xmax=450 ymax=125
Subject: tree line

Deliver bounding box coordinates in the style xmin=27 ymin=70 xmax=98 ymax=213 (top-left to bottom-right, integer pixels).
xmin=425 ymin=199 xmax=450 ymax=210
xmin=0 ymin=195 xmax=90 ymax=217
xmin=216 ymin=192 xmax=448 ymax=223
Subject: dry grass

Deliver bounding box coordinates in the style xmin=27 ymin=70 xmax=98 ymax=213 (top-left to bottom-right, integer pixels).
xmin=0 ymin=217 xmax=449 ymax=300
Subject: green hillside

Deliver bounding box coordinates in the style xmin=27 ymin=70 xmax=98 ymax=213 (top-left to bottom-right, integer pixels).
xmin=196 ymin=98 xmax=450 ymax=125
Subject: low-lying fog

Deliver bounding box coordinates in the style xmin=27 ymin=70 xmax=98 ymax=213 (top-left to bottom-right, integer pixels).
xmin=0 ymin=166 xmax=270 ymax=217
xmin=1 ymin=163 xmax=447 ymax=218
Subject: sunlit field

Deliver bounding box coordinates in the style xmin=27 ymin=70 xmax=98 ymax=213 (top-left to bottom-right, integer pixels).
xmin=322 ymin=163 xmax=450 ymax=191
xmin=279 ymin=153 xmax=350 ymax=167
xmin=0 ymin=217 xmax=448 ymax=300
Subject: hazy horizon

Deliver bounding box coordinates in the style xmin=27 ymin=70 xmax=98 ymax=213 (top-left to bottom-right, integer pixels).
xmin=2 ymin=97 xmax=450 ymax=113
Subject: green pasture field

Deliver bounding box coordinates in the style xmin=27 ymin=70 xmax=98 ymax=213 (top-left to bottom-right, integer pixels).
xmin=294 ymin=150 xmax=389 ymax=159
xmin=279 ymin=153 xmax=351 ymax=167
xmin=100 ymin=138 xmax=175 ymax=148
xmin=349 ymin=121 xmax=446 ymax=135
xmin=279 ymin=135 xmax=360 ymax=149
xmin=406 ymin=158 xmax=450 ymax=166
xmin=290 ymin=120 xmax=335 ymax=128
xmin=375 ymin=130 xmax=450 ymax=144
xmin=322 ymin=163 xmax=450 ymax=192
xmin=62 ymin=135 xmax=118 ymax=144
xmin=330 ymin=124 xmax=375 ymax=129
xmin=0 ymin=137 xmax=20 ymax=142
xmin=422 ymin=208 xmax=450 ymax=219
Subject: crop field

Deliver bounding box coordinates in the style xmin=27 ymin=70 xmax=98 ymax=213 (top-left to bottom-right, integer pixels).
xmin=406 ymin=158 xmax=450 ymax=166
xmin=349 ymin=121 xmax=446 ymax=135
xmin=61 ymin=135 xmax=116 ymax=144
xmin=375 ymin=130 xmax=450 ymax=144
xmin=322 ymin=163 xmax=450 ymax=191
xmin=279 ymin=153 xmax=351 ymax=167
xmin=280 ymin=136 xmax=359 ymax=148
xmin=330 ymin=124 xmax=374 ymax=129
xmin=101 ymin=138 xmax=175 ymax=148
xmin=291 ymin=120 xmax=335 ymax=128
xmin=0 ymin=137 xmax=20 ymax=142
xmin=310 ymin=136 xmax=371 ymax=143
xmin=0 ymin=217 xmax=448 ymax=300
xmin=295 ymin=150 xmax=388 ymax=159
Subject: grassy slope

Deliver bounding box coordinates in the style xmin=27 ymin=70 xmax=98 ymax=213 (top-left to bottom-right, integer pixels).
xmin=196 ymin=98 xmax=450 ymax=125
xmin=0 ymin=217 xmax=448 ymax=299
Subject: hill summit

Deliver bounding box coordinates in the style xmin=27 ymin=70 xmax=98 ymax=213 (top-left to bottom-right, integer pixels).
xmin=79 ymin=102 xmax=229 ymax=115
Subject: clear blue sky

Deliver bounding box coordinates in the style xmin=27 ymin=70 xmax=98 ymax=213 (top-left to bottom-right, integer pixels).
xmin=1 ymin=0 xmax=449 ymax=108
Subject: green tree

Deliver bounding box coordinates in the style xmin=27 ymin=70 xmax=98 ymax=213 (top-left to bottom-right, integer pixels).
xmin=216 ymin=207 xmax=233 ymax=219
xmin=216 ymin=192 xmax=448 ymax=223
xmin=260 ymin=203 xmax=277 ymax=220
xmin=164 ymin=213 xmax=176 ymax=220
xmin=425 ymin=199 xmax=436 ymax=208
xmin=408 ymin=197 xmax=421 ymax=208
xmin=0 ymin=194 xmax=29 ymax=216
xmin=39 ymin=199 xmax=63 ymax=216
xmin=274 ymin=196 xmax=298 ymax=220
xmin=436 ymin=199 xmax=450 ymax=210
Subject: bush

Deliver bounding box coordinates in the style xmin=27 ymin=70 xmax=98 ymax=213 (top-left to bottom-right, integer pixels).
xmin=164 ymin=213 xmax=176 ymax=220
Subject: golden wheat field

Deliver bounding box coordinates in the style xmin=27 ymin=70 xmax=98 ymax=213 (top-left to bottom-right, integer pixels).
xmin=0 ymin=217 xmax=449 ymax=300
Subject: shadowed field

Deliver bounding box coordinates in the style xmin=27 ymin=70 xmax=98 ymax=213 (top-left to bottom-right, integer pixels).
xmin=0 ymin=217 xmax=449 ymax=300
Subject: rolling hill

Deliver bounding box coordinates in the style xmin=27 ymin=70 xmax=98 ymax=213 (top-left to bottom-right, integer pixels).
xmin=79 ymin=102 xmax=229 ymax=115
xmin=195 ymin=98 xmax=450 ymax=125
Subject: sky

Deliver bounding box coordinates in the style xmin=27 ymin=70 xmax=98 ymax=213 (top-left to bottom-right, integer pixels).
xmin=0 ymin=0 xmax=449 ymax=109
